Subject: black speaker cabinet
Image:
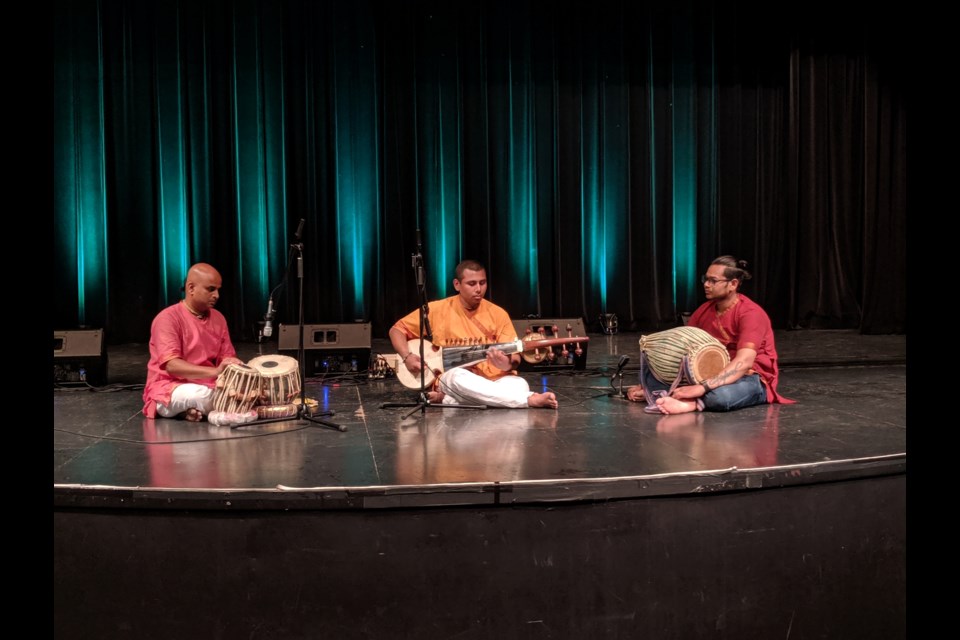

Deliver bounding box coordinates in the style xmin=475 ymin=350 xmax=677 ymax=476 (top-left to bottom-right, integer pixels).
xmin=54 ymin=329 xmax=107 ymax=385
xmin=278 ymin=323 xmax=371 ymax=376
xmin=510 ymin=318 xmax=588 ymax=371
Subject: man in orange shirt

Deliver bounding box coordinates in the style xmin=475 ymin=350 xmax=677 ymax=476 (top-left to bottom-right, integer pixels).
xmin=389 ymin=260 xmax=558 ymax=409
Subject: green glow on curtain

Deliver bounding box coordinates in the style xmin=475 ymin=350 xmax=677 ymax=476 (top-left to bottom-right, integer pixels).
xmin=417 ymin=20 xmax=463 ymax=298
xmin=600 ymin=52 xmax=628 ymax=315
xmin=670 ymin=12 xmax=697 ymax=310
xmin=230 ymin=8 xmax=275 ymax=316
xmin=54 ymin=0 xmax=109 ymax=327
xmin=581 ymin=68 xmax=604 ymax=310
xmin=332 ymin=4 xmax=381 ymax=320
xmin=504 ymin=30 xmax=538 ymax=306
xmin=260 ymin=1 xmax=289 ymax=306
xmin=155 ymin=3 xmax=191 ymax=298
xmin=579 ymin=31 xmax=629 ymax=315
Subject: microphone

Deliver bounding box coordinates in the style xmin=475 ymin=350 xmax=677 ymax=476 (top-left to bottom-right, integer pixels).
xmin=616 ymin=355 xmax=630 ymax=374
xmin=414 ymin=229 xmax=424 ymax=286
xmin=263 ymin=296 xmax=275 ymax=338
xmin=294 ymin=219 xmax=305 ymax=242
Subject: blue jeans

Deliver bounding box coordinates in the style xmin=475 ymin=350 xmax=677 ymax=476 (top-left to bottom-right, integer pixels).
xmin=639 ymin=366 xmax=767 ymax=412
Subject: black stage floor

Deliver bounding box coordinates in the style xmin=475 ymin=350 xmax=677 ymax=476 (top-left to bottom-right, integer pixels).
xmin=54 ymin=329 xmax=906 ymax=498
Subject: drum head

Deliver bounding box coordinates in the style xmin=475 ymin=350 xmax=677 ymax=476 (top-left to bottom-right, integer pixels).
xmin=687 ymin=344 xmax=729 ymax=383
xmin=248 ymin=354 xmax=299 ymax=376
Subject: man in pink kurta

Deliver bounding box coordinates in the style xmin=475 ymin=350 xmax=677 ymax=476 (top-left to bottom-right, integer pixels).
xmin=142 ymin=263 xmax=243 ymax=421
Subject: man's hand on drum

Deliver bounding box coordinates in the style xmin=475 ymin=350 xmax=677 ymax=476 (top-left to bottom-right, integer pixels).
xmin=216 ymin=357 xmax=245 ymax=374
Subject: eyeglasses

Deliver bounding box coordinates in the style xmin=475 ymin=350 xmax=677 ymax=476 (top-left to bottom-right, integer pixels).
xmin=701 ymin=275 xmax=731 ymax=285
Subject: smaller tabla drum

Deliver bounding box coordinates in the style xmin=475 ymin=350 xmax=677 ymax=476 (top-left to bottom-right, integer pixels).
xmin=256 ymin=403 xmax=299 ymax=420
xmin=213 ymin=363 xmax=263 ymax=414
xmin=639 ymin=326 xmax=730 ymax=386
xmin=248 ymin=354 xmax=302 ymax=406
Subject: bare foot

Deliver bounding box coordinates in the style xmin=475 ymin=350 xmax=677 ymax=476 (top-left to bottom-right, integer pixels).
xmin=182 ymin=408 xmax=204 ymax=422
xmin=655 ymin=396 xmax=698 ymax=414
xmin=427 ymin=390 xmax=446 ymax=404
xmin=528 ymin=391 xmax=558 ymax=409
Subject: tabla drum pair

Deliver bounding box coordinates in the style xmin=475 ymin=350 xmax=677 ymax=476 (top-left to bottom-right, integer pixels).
xmin=212 ymin=355 xmax=301 ymax=416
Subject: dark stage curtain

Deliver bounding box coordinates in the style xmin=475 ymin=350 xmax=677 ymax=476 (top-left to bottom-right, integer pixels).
xmin=53 ymin=0 xmax=907 ymax=343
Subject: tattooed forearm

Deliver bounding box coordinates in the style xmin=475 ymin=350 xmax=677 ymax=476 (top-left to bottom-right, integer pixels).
xmin=706 ymin=360 xmax=747 ymax=389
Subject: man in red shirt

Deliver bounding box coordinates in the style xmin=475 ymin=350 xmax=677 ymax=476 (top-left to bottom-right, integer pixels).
xmin=142 ymin=263 xmax=244 ymax=421
xmin=626 ymin=255 xmax=793 ymax=414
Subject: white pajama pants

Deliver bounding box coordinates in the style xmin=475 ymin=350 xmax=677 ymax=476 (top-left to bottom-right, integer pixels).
xmin=438 ymin=368 xmax=533 ymax=408
xmin=155 ymin=383 xmax=215 ymax=418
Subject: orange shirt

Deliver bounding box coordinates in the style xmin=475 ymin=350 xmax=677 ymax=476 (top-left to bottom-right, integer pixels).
xmin=392 ymin=296 xmax=519 ymax=381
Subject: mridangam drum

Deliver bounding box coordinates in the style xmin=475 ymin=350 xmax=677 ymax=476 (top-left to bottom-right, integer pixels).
xmin=639 ymin=326 xmax=730 ymax=386
xmin=213 ymin=363 xmax=263 ymax=414
xmin=248 ymin=354 xmax=301 ymax=406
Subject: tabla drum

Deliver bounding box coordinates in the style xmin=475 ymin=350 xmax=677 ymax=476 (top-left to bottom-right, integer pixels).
xmin=248 ymin=354 xmax=301 ymax=406
xmin=213 ymin=363 xmax=263 ymax=414
xmin=639 ymin=326 xmax=730 ymax=386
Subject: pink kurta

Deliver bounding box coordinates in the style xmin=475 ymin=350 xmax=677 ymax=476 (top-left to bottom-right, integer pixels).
xmin=141 ymin=301 xmax=238 ymax=417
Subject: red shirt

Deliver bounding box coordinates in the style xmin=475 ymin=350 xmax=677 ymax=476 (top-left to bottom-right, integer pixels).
xmin=142 ymin=301 xmax=238 ymax=417
xmin=688 ymin=294 xmax=793 ymax=404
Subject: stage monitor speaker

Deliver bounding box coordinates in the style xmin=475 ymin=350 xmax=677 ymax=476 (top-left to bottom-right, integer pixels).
xmin=54 ymin=329 xmax=107 ymax=385
xmin=278 ymin=323 xmax=372 ymax=376
xmin=510 ymin=317 xmax=588 ymax=371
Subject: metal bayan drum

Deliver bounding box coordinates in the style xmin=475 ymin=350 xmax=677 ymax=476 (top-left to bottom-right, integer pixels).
xmin=213 ymin=363 xmax=262 ymax=414
xmin=248 ymin=354 xmax=301 ymax=406
xmin=639 ymin=326 xmax=730 ymax=386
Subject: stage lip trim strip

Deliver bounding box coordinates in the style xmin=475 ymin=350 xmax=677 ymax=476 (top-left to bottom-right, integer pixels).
xmin=54 ymin=453 xmax=905 ymax=511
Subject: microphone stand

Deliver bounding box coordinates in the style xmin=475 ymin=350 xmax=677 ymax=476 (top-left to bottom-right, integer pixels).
xmin=230 ymin=220 xmax=343 ymax=431
xmin=607 ymin=355 xmax=631 ymax=400
xmin=381 ymin=230 xmax=484 ymax=418
xmin=292 ymin=232 xmax=345 ymax=431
